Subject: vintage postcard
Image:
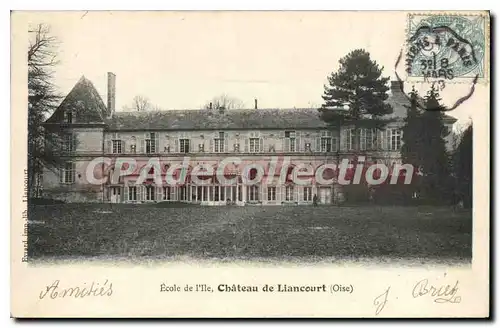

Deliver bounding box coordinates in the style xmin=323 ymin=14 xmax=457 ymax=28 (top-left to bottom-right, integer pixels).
xmin=11 ymin=11 xmax=490 ymax=318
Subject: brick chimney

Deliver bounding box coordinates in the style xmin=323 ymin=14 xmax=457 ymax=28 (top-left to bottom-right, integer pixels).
xmin=107 ymin=72 xmax=116 ymax=117
xmin=254 ymin=98 xmax=258 ymax=109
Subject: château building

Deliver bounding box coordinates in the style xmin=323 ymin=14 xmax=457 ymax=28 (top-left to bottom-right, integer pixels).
xmin=42 ymin=73 xmax=457 ymax=205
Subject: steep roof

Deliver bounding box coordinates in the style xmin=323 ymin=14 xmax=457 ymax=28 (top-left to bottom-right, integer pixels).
xmin=45 ymin=76 xmax=109 ymax=124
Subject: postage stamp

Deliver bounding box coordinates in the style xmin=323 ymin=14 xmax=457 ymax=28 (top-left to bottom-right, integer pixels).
xmin=405 ymin=13 xmax=488 ymax=82
xmin=11 ymin=11 xmax=489 ymax=318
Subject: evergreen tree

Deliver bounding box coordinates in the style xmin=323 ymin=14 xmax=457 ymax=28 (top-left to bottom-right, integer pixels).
xmin=318 ymin=49 xmax=393 ymax=152
xmin=419 ymin=84 xmax=452 ymax=203
xmin=454 ymin=124 xmax=473 ymax=208
xmin=401 ymin=86 xmax=424 ymax=169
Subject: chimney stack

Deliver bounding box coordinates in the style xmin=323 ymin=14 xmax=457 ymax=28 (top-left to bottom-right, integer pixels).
xmin=254 ymin=98 xmax=258 ymax=109
xmin=209 ymin=102 xmax=213 ymax=110
xmin=107 ymin=72 xmax=116 ymax=117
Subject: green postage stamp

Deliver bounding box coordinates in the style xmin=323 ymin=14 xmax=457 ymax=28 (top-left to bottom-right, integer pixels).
xmin=406 ymin=13 xmax=488 ymax=81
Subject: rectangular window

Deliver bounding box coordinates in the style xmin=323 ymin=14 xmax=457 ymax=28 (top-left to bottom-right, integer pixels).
xmin=61 ymin=162 xmax=75 ymax=184
xmin=360 ymin=129 xmax=375 ymax=150
xmin=249 ymin=138 xmax=261 ymax=153
xmin=247 ymin=185 xmax=260 ymax=201
xmin=128 ymin=186 xmax=137 ymax=201
xmin=303 ymin=187 xmax=312 ymax=201
xmin=285 ymin=185 xmax=294 ymax=201
xmin=112 ymin=140 xmax=122 ymax=154
xmin=321 ymin=138 xmax=332 ymax=152
xmin=390 ymin=129 xmax=402 ymax=150
xmin=179 ymin=186 xmax=187 ymax=201
xmin=163 ymin=186 xmax=171 ymax=200
xmin=214 ymin=132 xmax=225 ymax=153
xmin=146 ymin=185 xmax=155 ymax=201
xmin=267 ymin=186 xmax=276 ymax=201
xmin=214 ymin=185 xmax=220 ymax=201
xmin=63 ymin=133 xmax=74 ymax=152
xmin=285 ymin=131 xmax=296 ymax=152
xmin=180 ymin=139 xmax=190 ymax=153
xmin=65 ymin=111 xmax=73 ymax=124
xmin=348 ymin=129 xmax=356 ymax=151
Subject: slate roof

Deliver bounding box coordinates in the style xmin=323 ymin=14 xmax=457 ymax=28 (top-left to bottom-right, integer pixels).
xmin=46 ymin=77 xmax=457 ymax=130
xmin=45 ymin=76 xmax=109 ymax=124
xmin=105 ymin=86 xmax=456 ymax=131
xmin=105 ymin=108 xmax=329 ymax=131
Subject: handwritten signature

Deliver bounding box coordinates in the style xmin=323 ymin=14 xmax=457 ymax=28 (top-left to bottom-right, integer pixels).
xmin=39 ymin=279 xmax=113 ymax=299
xmin=412 ymin=278 xmax=461 ymax=303
xmin=373 ymin=286 xmax=390 ymax=315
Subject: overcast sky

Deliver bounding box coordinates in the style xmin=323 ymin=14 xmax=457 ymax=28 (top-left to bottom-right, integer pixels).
xmin=23 ymin=11 xmax=481 ymax=128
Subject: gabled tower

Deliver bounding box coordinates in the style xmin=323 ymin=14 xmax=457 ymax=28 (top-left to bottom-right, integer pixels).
xmin=42 ymin=74 xmax=112 ymax=202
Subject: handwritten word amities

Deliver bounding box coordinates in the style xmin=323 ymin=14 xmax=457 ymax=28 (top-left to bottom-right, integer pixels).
xmin=39 ymin=279 xmax=113 ymax=299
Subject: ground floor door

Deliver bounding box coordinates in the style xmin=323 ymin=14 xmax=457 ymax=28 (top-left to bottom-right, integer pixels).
xmin=319 ymin=187 xmax=332 ymax=204
xmin=110 ymin=186 xmax=121 ymax=203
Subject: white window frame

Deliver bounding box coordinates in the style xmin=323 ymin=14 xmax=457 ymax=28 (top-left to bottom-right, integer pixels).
xmin=348 ymin=129 xmax=356 ymax=151
xmin=61 ymin=161 xmax=75 ymax=184
xmin=112 ymin=140 xmax=122 ymax=154
xmin=249 ymin=138 xmax=261 ymax=153
xmin=179 ymin=138 xmax=190 ymax=153
xmin=390 ymin=129 xmax=402 ymax=151
xmin=360 ymin=128 xmax=375 ymax=151
xmin=146 ymin=133 xmax=156 ymax=154
xmin=284 ymin=131 xmax=297 ymax=152
xmin=63 ymin=133 xmax=74 ymax=152
xmin=145 ymin=185 xmax=155 ymax=201
xmin=267 ymin=186 xmax=276 ymax=201
xmin=128 ymin=186 xmax=137 ymax=201
xmin=285 ymin=185 xmax=294 ymax=201
xmin=214 ymin=132 xmax=225 ymax=153
xmin=163 ymin=186 xmax=171 ymax=200
xmin=303 ymin=187 xmax=312 ymax=202
xmin=247 ymin=185 xmax=260 ymax=201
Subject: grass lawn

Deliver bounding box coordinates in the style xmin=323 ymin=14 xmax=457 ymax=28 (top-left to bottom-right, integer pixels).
xmin=27 ymin=204 xmax=472 ymax=264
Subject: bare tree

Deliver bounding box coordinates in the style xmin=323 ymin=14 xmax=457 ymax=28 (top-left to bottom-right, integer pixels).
xmin=203 ymin=94 xmax=245 ymax=110
xmin=28 ymin=23 xmax=62 ymax=198
xmin=125 ymin=95 xmax=152 ymax=112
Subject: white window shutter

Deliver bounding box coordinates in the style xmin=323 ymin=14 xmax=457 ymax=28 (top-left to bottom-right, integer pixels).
xmin=380 ymin=130 xmax=387 ymax=150
xmin=140 ymin=139 xmax=145 ymax=153
xmin=124 ymin=185 xmax=129 ymax=202
xmin=174 ymin=139 xmax=178 ymax=152
xmin=259 ymin=138 xmax=264 ymax=152
xmin=155 ymin=133 xmax=159 ymax=153
xmin=284 ymin=138 xmax=290 ymax=152
xmin=341 ymin=129 xmax=347 ymax=151
xmin=210 ymin=138 xmax=214 ymax=152
xmin=59 ymin=168 xmax=64 ymax=183
xmin=315 ymin=137 xmax=321 ymax=152
xmin=279 ymin=131 xmax=285 ymax=152
xmin=244 ymin=138 xmax=249 ymax=152
xmin=224 ymin=135 xmax=229 ymax=152
xmin=107 ymin=140 xmax=112 ymax=153
xmin=156 ymin=187 xmax=162 ymax=201
xmin=121 ymin=140 xmax=125 ymax=154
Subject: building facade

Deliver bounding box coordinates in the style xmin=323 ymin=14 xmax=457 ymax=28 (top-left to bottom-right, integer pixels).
xmin=42 ymin=73 xmax=457 ymax=205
